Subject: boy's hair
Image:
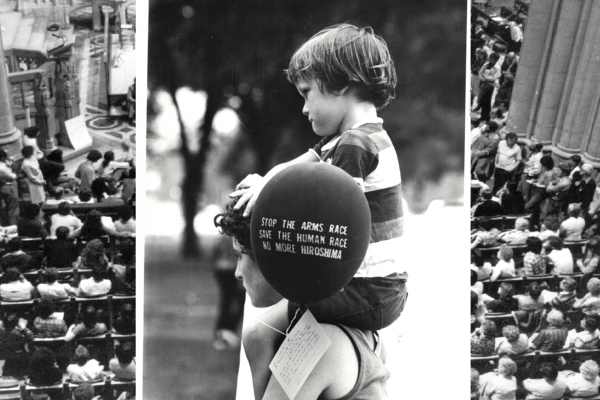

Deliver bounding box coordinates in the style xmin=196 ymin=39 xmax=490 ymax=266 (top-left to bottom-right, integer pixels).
xmin=499 ymin=245 xmax=513 ymax=262
xmin=214 ymin=200 xmax=253 ymax=259
xmin=286 ymin=23 xmax=397 ymax=109
xmin=74 ymin=345 xmax=90 ymax=365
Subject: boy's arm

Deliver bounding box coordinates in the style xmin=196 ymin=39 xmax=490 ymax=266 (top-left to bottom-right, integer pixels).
xmin=230 ymin=151 xmax=319 ymax=217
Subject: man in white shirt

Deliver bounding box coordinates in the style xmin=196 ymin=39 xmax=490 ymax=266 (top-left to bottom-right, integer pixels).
xmin=559 ymin=204 xmax=586 ymax=241
xmin=544 ymin=237 xmax=574 ymax=274
xmin=0 ymin=268 xmax=34 ymax=301
xmin=523 ymin=362 xmax=567 ymax=400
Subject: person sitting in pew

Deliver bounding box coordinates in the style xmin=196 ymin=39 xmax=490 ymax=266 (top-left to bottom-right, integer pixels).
xmin=522 ymin=237 xmax=546 ymax=277
xmin=565 ymin=316 xmax=600 ymax=349
xmin=531 ymin=215 xmax=560 ymax=242
xmin=28 ymin=347 xmax=63 ymax=387
xmin=114 ymin=205 xmax=136 ymax=236
xmin=65 ymin=305 xmax=108 ymax=342
xmin=67 ymin=345 xmax=104 ymax=383
xmin=1 ymin=237 xmax=34 ymax=272
xmin=44 ymin=227 xmax=78 ymax=270
xmin=100 ymin=185 xmax=125 ymax=207
xmin=522 ymin=362 xmax=567 ymax=400
xmin=563 ymin=360 xmax=600 ymax=398
xmin=77 ymin=266 xmax=112 ymax=298
xmin=113 ymin=303 xmax=135 ymax=335
xmin=541 ymin=278 xmax=577 ymax=313
xmin=573 ymin=278 xmax=600 ymax=316
xmin=543 ymin=236 xmax=574 ymax=274
xmin=33 ymin=299 xmax=68 ymax=337
xmin=17 ymin=203 xmax=48 ymax=239
xmin=577 ymin=236 xmax=600 ymax=276
xmin=37 ymin=267 xmax=77 ymax=300
xmin=515 ymin=282 xmax=545 ymax=312
xmin=471 ymin=216 xmax=501 ymax=249
xmin=490 ymin=245 xmax=516 ymax=282
xmin=484 ymin=282 xmax=517 ymax=313
xmin=471 ymin=320 xmax=496 ymax=356
xmin=72 ymin=383 xmax=101 ymax=400
xmin=109 ymin=341 xmax=136 ymax=380
xmin=497 ymin=217 xmax=530 ymax=246
xmin=559 ymin=203 xmax=586 ymax=241
xmin=496 ymin=325 xmax=529 ymax=356
xmin=79 ymin=239 xmax=109 ymax=270
xmin=530 ymin=310 xmax=569 ymax=352
xmin=49 ymin=202 xmax=83 ymax=237
xmin=479 ymin=357 xmax=518 ymax=400
xmin=0 ymin=267 xmax=34 ymax=301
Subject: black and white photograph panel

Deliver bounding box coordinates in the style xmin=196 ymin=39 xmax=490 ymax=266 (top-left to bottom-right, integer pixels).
xmin=470 ymin=1 xmax=600 ymax=399
xmin=0 ymin=1 xmax=137 ymax=399
xmin=146 ymin=1 xmax=466 ymax=399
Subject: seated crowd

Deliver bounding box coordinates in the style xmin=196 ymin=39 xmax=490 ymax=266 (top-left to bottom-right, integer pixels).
xmin=0 ymin=140 xmax=136 ymax=399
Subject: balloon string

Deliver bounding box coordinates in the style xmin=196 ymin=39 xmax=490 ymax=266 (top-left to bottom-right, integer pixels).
xmin=286 ymin=307 xmax=303 ymax=335
xmin=256 ymin=319 xmax=287 ymax=337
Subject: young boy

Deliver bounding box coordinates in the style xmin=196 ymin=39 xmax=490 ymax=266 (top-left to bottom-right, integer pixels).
xmin=229 ymin=23 xmax=405 ymax=398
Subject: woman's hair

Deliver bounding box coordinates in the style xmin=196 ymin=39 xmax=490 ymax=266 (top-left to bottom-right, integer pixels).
xmin=29 ymin=347 xmax=57 ymax=374
xmin=74 ymin=345 xmax=90 ymax=366
xmin=6 ymin=237 xmax=22 ymax=253
xmin=286 ymin=23 xmax=397 ymax=110
xmin=90 ymin=265 xmax=106 ymax=283
xmin=542 ymin=215 xmax=559 ymax=231
xmin=471 ymin=270 xmax=478 ymax=286
xmin=526 ymin=237 xmax=542 ymax=254
xmin=568 ymin=203 xmax=581 ymax=218
xmin=480 ymin=320 xmax=496 ymax=337
xmin=24 ymin=126 xmax=40 ymax=138
xmin=82 ymin=240 xmax=107 ymax=270
xmin=498 ymin=357 xmax=517 ymax=376
xmin=580 ymin=360 xmax=600 ymax=382
xmin=21 ymin=145 xmax=34 ymax=159
xmin=46 ymin=149 xmax=63 ymax=164
xmin=505 ymin=132 xmax=518 ymax=141
xmin=102 ymin=151 xmax=115 ymax=168
xmin=118 ymin=205 xmax=133 ymax=222
xmin=57 ymin=201 xmax=71 ymax=216
xmin=528 ymin=282 xmax=542 ymax=300
xmin=82 ymin=305 xmax=99 ymax=328
xmin=81 ymin=210 xmax=104 ymax=239
xmin=37 ymin=299 xmax=55 ymax=319
xmin=588 ymin=278 xmax=600 ymax=296
xmin=214 ymin=201 xmax=253 ymax=259
xmin=115 ymin=341 xmax=134 ymax=365
xmin=44 ymin=268 xmax=59 ymax=284
xmin=56 ymin=226 xmax=70 ymax=240
xmin=87 ymin=150 xmax=103 ymax=162
xmin=4 ymin=267 xmax=20 ymax=282
xmin=79 ymin=191 xmax=93 ymax=203
xmin=499 ymin=282 xmax=514 ymax=298
xmin=539 ymin=362 xmax=559 ymax=381
xmin=24 ymin=203 xmax=40 ymax=220
xmin=546 ymin=310 xmax=564 ymax=327
xmin=540 ymin=155 xmax=555 ymax=170
xmin=502 ymin=325 xmax=520 ymax=342
xmin=546 ymin=236 xmax=564 ymax=250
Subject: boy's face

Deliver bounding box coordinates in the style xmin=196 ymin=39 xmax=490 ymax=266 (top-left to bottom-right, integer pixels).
xmin=232 ymin=239 xmax=282 ymax=308
xmin=295 ymin=77 xmax=348 ymax=137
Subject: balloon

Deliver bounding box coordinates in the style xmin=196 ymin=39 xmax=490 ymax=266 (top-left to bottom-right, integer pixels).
xmin=250 ymin=162 xmax=371 ymax=304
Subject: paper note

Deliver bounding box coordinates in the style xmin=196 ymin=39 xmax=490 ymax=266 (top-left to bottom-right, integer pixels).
xmin=52 ymin=312 xmax=64 ymax=320
xmin=269 ymin=310 xmax=332 ymax=400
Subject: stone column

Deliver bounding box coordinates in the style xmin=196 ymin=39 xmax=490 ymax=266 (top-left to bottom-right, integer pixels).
xmin=0 ymin=21 xmax=22 ymax=157
xmin=505 ymin=0 xmax=558 ymax=140
xmin=557 ymin=0 xmax=600 ymax=156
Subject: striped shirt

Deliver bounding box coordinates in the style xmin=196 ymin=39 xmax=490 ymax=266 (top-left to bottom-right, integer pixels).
xmin=310 ymin=119 xmax=403 ymax=277
xmin=532 ymin=326 xmax=569 ymax=352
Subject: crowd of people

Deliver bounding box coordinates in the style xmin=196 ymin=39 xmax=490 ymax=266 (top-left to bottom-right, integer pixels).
xmin=0 ymin=134 xmax=136 ymax=399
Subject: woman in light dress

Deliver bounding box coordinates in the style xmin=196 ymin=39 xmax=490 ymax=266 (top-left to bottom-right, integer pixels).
xmin=20 ymin=145 xmax=45 ymax=204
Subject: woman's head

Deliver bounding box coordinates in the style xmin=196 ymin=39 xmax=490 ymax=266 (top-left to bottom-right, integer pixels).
xmin=542 ymin=215 xmax=559 ymax=232
xmin=480 ymin=320 xmax=496 ymax=337
xmin=546 ymin=310 xmax=564 ymax=327
xmin=87 ymin=150 xmax=102 ymax=162
xmin=528 ymin=282 xmax=542 ymax=300
xmin=21 ymin=145 xmax=35 ymax=159
xmin=540 ymin=363 xmax=559 ymax=382
xmin=57 ymin=201 xmax=71 ymax=216
xmin=44 ymin=268 xmax=59 ymax=284
xmin=498 ymin=357 xmax=517 ymax=377
xmin=115 ymin=341 xmax=134 ymax=365
xmin=588 ymin=278 xmax=600 ymax=296
xmin=526 ymin=237 xmax=543 ymax=254
xmin=540 ymin=155 xmax=555 ymax=171
xmin=502 ymin=325 xmax=520 ymax=342
xmin=30 ymin=347 xmax=56 ymax=372
xmin=546 ymin=236 xmax=564 ymax=251
xmin=580 ymin=360 xmax=600 ymax=382
xmin=82 ymin=305 xmax=99 ymax=328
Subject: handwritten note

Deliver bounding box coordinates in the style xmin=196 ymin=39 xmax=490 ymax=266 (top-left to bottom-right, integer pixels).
xmin=269 ymin=310 xmax=331 ymax=400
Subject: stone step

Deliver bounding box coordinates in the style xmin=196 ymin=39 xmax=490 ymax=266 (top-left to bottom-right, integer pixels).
xmin=0 ymin=12 xmax=22 ymax=49
xmin=11 ymin=15 xmax=34 ymax=49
